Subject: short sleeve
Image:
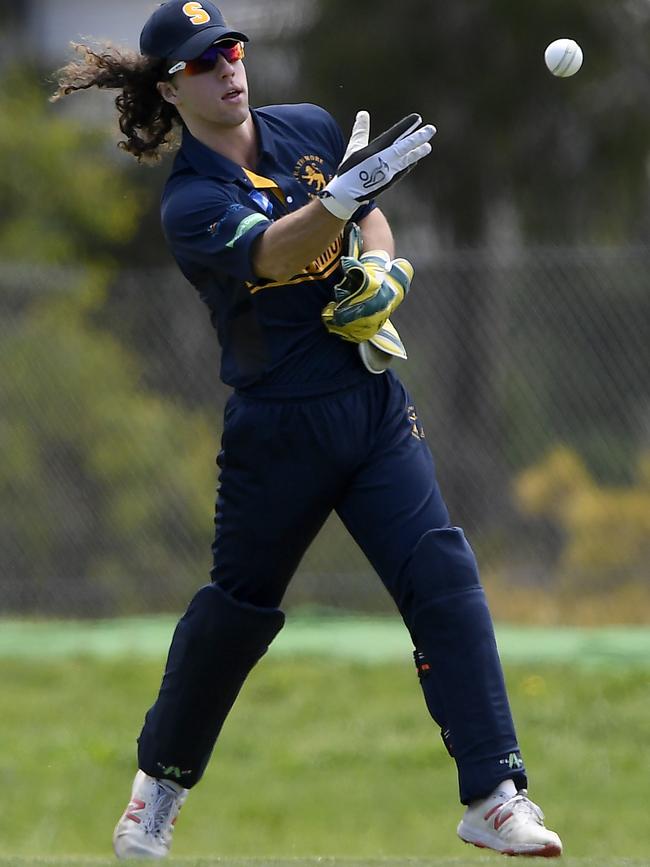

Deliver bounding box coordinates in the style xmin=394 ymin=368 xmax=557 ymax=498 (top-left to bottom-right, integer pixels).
xmin=162 ymin=179 xmax=272 ymax=283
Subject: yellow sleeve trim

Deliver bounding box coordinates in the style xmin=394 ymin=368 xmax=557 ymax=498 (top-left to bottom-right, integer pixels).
xmin=248 ymin=234 xmax=344 ymax=294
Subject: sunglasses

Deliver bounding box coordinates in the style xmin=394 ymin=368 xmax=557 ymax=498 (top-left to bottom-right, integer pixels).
xmin=167 ymin=40 xmax=245 ymax=77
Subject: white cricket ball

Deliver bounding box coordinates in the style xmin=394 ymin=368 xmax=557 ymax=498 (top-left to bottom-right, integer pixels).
xmin=544 ymin=38 xmax=584 ymax=77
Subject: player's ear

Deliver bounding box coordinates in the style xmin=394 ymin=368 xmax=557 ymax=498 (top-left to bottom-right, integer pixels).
xmin=157 ymin=80 xmax=179 ymax=105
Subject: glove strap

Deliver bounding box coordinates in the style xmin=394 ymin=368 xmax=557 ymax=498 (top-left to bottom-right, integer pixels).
xmin=318 ymin=183 xmax=358 ymax=220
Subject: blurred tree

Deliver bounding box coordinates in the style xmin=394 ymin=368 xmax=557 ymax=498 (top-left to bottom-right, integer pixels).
xmin=0 ymin=70 xmax=140 ymax=262
xmin=301 ymin=0 xmax=650 ymax=245
xmin=515 ymin=445 xmax=650 ymax=591
xmin=0 ymin=278 xmax=216 ymax=614
xmin=0 ymin=72 xmax=217 ymax=614
xmin=299 ymin=0 xmax=650 ymax=524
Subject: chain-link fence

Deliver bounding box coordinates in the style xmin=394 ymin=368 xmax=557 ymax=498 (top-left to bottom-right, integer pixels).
xmin=2 ymin=244 xmax=648 ymax=617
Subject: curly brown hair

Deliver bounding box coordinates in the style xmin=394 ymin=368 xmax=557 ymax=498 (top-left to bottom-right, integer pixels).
xmin=52 ymin=43 xmax=180 ymax=162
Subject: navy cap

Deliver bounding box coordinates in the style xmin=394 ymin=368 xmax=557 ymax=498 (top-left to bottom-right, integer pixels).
xmin=140 ymin=1 xmax=248 ymax=60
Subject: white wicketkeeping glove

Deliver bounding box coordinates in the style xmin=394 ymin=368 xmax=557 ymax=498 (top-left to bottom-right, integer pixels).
xmin=319 ymin=111 xmax=436 ymax=220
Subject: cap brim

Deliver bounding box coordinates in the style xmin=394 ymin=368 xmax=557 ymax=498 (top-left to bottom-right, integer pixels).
xmin=172 ymin=27 xmax=249 ymax=60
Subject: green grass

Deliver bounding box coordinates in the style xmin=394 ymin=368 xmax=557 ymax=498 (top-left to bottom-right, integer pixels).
xmin=2 ymin=617 xmax=649 ymax=667
xmin=1 ymin=859 xmax=648 ymax=867
xmin=0 ymin=653 xmax=648 ymax=862
xmin=0 ymin=858 xmax=649 ymax=867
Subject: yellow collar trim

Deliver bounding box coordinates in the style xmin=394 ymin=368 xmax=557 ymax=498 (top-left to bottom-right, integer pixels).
xmin=243 ymin=168 xmax=286 ymax=204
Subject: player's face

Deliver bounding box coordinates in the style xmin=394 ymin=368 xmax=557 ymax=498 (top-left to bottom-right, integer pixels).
xmin=167 ymin=42 xmax=250 ymax=128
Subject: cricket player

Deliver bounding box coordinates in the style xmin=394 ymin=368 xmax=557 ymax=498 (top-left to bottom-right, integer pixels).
xmin=54 ymin=1 xmax=562 ymax=859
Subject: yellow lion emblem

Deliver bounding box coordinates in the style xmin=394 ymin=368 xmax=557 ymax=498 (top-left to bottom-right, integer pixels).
xmin=302 ymin=164 xmax=327 ymax=191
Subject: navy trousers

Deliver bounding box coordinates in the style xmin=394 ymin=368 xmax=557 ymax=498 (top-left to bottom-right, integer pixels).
xmin=138 ymin=371 xmax=526 ymax=803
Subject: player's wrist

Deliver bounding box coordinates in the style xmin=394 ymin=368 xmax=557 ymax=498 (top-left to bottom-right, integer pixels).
xmin=318 ymin=182 xmax=358 ymax=221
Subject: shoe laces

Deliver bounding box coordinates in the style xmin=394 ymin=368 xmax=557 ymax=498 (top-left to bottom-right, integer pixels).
xmin=500 ymin=790 xmax=545 ymax=826
xmin=142 ymin=782 xmax=180 ymax=838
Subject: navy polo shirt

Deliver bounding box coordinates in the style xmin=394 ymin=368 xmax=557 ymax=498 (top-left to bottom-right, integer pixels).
xmin=161 ymin=103 xmax=376 ymax=396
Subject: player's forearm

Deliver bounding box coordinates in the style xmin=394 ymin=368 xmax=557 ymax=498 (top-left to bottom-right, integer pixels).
xmin=251 ymin=199 xmax=345 ymax=282
xmin=357 ymin=208 xmax=395 ymax=257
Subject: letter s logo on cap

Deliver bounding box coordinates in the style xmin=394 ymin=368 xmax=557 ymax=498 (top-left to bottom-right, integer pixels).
xmin=182 ymin=2 xmax=211 ymax=25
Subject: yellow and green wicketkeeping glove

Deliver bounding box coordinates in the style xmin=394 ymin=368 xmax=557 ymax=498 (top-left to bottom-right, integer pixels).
xmin=321 ymin=225 xmax=414 ymax=344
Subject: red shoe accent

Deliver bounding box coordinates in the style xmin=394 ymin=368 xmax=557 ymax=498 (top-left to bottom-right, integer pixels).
xmin=494 ymin=809 xmax=514 ymax=830
xmin=125 ymin=798 xmax=146 ymax=823
xmin=482 ymin=803 xmax=514 ymax=831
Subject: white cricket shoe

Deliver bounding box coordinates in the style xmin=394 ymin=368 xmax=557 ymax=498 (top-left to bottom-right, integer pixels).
xmin=457 ymin=785 xmax=562 ymax=857
xmin=113 ymin=770 xmax=188 ymax=860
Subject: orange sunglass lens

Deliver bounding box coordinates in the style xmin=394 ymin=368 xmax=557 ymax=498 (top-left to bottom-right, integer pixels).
xmin=185 ymin=41 xmax=245 ymax=75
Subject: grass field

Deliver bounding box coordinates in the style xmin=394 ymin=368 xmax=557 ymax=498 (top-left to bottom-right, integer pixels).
xmin=1 ymin=858 xmax=648 ymax=867
xmin=1 ymin=619 xmax=649 ymax=865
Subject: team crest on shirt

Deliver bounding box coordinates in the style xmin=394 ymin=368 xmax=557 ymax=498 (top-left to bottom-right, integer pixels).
xmin=293 ymin=155 xmax=329 ymax=195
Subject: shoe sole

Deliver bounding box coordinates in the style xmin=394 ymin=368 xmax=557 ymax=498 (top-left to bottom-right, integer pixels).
xmin=460 ymin=838 xmax=562 ymax=857
xmin=458 ymin=824 xmax=562 ymax=858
